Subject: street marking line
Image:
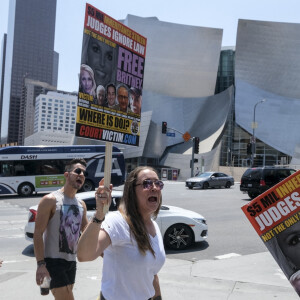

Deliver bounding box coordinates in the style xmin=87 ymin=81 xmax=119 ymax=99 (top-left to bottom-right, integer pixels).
xmin=0 ymin=220 xmax=28 ymax=225
xmin=215 ymin=253 xmax=241 ymax=260
xmin=3 ymin=259 xmax=32 ymax=264
xmin=0 ymin=226 xmax=26 ymax=231
xmin=2 ymin=258 xmax=35 ymax=265
xmin=87 ymin=276 xmax=100 ymax=280
xmin=0 ymin=271 xmax=27 ymax=283
xmin=0 ymin=234 xmax=24 ymax=239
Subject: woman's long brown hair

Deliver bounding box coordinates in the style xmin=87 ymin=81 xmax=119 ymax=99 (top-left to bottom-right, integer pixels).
xmin=118 ymin=166 xmax=162 ymax=256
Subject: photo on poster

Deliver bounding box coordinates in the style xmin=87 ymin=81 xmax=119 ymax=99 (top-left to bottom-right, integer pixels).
xmin=241 ymin=170 xmax=300 ymax=296
xmin=81 ymin=32 xmax=118 ymax=89
xmin=76 ymin=3 xmax=147 ymax=147
xmin=59 ymin=204 xmax=83 ymax=254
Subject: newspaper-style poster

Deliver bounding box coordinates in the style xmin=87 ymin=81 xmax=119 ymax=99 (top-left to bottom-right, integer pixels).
xmin=76 ymin=3 xmax=147 ymax=146
xmin=241 ymin=169 xmax=300 ymax=296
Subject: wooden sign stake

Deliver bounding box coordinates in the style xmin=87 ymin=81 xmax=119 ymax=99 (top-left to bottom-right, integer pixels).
xmin=103 ymin=141 xmax=112 ymax=214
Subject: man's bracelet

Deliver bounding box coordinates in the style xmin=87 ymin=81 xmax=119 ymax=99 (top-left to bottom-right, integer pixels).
xmin=153 ymin=296 xmax=162 ymax=300
xmin=92 ymin=216 xmax=105 ymax=224
xmin=37 ymin=260 xmax=46 ymax=267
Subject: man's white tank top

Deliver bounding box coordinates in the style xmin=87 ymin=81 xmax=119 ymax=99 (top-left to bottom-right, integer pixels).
xmin=44 ymin=190 xmax=84 ymax=261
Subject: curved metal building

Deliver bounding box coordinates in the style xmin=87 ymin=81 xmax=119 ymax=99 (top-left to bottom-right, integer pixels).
xmin=121 ymin=15 xmax=233 ymax=178
xmin=235 ymin=19 xmax=300 ymax=160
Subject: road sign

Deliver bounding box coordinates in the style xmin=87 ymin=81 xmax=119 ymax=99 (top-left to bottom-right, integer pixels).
xmin=182 ymin=131 xmax=191 ymax=142
xmin=166 ymin=132 xmax=175 ymax=137
xmin=251 ymin=122 xmax=258 ymax=129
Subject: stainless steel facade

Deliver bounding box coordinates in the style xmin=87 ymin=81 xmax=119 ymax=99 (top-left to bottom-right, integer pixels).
xmin=235 ymin=19 xmax=300 ymax=160
xmin=123 ymin=15 xmax=222 ymax=98
xmin=120 ymin=16 xmax=233 ymax=178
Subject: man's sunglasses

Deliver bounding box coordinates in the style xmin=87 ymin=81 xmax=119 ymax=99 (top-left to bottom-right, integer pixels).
xmin=72 ymin=168 xmax=88 ymax=177
xmin=135 ymin=179 xmax=164 ymax=190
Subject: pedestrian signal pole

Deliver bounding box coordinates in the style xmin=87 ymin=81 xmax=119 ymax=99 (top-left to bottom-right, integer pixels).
xmin=162 ymin=121 xmax=167 ymax=134
xmin=191 ymin=137 xmax=200 ymax=177
xmin=161 ymin=122 xmax=200 ymax=178
xmin=191 ymin=137 xmax=195 ymax=177
xmin=194 ymin=137 xmax=199 ymax=154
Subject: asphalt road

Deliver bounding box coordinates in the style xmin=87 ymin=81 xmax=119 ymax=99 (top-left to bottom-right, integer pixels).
xmin=0 ymin=181 xmax=266 ymax=262
xmin=163 ymin=182 xmax=266 ymax=261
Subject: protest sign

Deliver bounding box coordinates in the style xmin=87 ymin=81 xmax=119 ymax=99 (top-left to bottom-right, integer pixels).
xmin=76 ymin=4 xmax=147 ymax=212
xmin=242 ymin=169 xmax=300 ymax=296
xmin=76 ymin=3 xmax=147 ymax=147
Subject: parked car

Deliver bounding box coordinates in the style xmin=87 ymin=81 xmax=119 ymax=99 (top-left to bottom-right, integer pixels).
xmin=240 ymin=166 xmax=296 ymax=199
xmin=185 ymin=171 xmax=234 ymax=190
xmin=25 ymin=191 xmax=208 ymax=250
xmin=77 ymin=190 xmax=123 ymax=211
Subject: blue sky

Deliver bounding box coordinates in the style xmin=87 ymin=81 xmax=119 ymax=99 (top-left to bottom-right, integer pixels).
xmin=1 ymin=0 xmax=300 ymax=92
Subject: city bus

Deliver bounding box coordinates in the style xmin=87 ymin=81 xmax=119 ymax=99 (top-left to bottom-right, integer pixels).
xmin=0 ymin=145 xmax=125 ymax=196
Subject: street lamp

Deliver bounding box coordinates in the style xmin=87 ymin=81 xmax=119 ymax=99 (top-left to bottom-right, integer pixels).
xmin=251 ymin=99 xmax=267 ymax=167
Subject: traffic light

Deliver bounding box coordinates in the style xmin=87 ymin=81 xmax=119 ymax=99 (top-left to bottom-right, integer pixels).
xmin=247 ymin=143 xmax=252 ymax=155
xmin=162 ymin=121 xmax=167 ymax=134
xmin=194 ymin=137 xmax=200 ymax=154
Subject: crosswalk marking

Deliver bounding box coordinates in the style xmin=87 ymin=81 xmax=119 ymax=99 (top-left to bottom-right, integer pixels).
xmin=215 ymin=253 xmax=241 ymax=260
xmin=0 ymin=234 xmax=24 ymax=239
xmin=3 ymin=259 xmax=32 ymax=264
xmin=0 ymin=202 xmax=28 ymax=240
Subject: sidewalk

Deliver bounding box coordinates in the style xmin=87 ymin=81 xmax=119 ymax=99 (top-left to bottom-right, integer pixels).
xmin=0 ymin=251 xmax=298 ymax=299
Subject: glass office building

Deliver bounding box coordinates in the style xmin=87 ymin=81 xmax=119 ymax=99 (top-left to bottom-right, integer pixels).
xmin=0 ymin=0 xmax=58 ymax=144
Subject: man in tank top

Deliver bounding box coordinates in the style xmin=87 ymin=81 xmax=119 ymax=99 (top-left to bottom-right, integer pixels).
xmin=34 ymin=159 xmax=89 ymax=300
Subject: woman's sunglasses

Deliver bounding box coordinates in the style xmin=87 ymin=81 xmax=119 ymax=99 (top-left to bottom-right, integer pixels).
xmin=135 ymin=179 xmax=164 ymax=190
xmin=72 ymin=168 xmax=88 ymax=177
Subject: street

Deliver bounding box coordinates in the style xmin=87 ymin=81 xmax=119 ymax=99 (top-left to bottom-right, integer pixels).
xmin=0 ymin=181 xmax=266 ymax=262
xmin=161 ymin=181 xmax=266 ymax=261
xmin=1 ymin=181 xmax=298 ymax=300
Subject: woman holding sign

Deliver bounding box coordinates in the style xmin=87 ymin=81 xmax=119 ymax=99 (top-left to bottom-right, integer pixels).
xmin=77 ymin=166 xmax=165 ymax=300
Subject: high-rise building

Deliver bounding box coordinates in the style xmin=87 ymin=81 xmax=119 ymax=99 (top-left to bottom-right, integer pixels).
xmin=33 ymin=91 xmax=77 ymax=135
xmin=0 ymin=0 xmax=58 ymax=144
xmin=24 ymin=91 xmax=77 ymax=146
xmin=0 ymin=34 xmax=7 ymax=139
xmin=18 ymin=78 xmax=57 ymax=145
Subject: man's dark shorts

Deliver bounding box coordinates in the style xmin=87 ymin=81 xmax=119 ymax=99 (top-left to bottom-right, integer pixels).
xmin=45 ymin=258 xmax=76 ymax=289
